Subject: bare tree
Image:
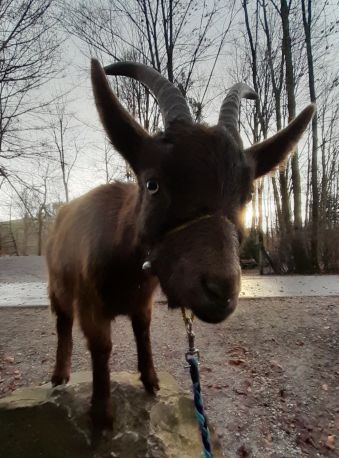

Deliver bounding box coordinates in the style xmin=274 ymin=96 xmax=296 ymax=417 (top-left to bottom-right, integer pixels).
xmin=0 ymin=203 xmax=19 ymax=255
xmin=316 ymin=71 xmax=339 ymax=269
xmin=235 ymin=0 xmax=338 ymax=272
xmin=93 ymin=137 xmax=128 ymax=183
xmin=48 ymin=98 xmax=80 ymax=203
xmin=301 ymin=0 xmax=320 ymax=270
xmin=242 ymin=0 xmax=270 ymax=273
xmin=261 ymin=0 xmax=289 ymax=239
xmin=0 ymin=0 xmax=61 ymax=176
xmin=268 ymin=0 xmax=312 ymax=272
xmin=61 ymin=0 xmax=236 ymax=128
xmin=15 ymin=161 xmax=57 ymax=255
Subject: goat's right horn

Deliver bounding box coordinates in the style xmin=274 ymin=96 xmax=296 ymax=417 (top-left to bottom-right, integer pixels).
xmin=104 ymin=62 xmax=192 ymax=129
xmin=218 ymin=83 xmax=258 ymax=145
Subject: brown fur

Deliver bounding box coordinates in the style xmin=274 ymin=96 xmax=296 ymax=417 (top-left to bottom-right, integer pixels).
xmin=46 ymin=59 xmax=315 ymax=431
xmin=47 ymin=182 xmax=159 ymax=429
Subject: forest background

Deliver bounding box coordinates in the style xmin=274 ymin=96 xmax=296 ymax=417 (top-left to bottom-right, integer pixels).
xmin=0 ymin=0 xmax=338 ymax=273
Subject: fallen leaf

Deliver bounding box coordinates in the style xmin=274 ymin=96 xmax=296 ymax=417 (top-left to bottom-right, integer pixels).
xmin=4 ymin=356 xmax=14 ymax=364
xmin=213 ymin=384 xmax=223 ymax=390
xmin=233 ymin=380 xmax=252 ymax=396
xmin=234 ymin=387 xmax=248 ymax=395
xmin=270 ymin=360 xmax=283 ymax=370
xmin=229 ymin=358 xmax=246 ymax=366
xmin=229 ymin=346 xmax=248 ymax=355
xmin=326 ymin=434 xmax=335 ymax=450
xmin=237 ymin=444 xmax=250 ymax=457
xmin=265 ymin=433 xmax=272 ymax=443
xmin=296 ymin=432 xmax=317 ymax=449
xmin=200 ymin=366 xmax=212 ymax=373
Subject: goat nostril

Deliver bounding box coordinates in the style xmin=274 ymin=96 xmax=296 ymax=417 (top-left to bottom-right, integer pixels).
xmin=203 ymin=279 xmax=230 ymax=302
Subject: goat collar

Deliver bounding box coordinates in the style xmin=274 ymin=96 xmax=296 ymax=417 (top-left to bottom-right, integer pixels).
xmin=165 ymin=213 xmax=215 ymax=238
xmin=142 ymin=213 xmax=215 ymax=272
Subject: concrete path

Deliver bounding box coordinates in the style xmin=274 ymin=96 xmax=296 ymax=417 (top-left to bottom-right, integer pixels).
xmin=0 ymin=276 xmax=338 ymax=307
xmin=0 ymin=256 xmax=47 ymax=283
xmin=239 ymin=274 xmax=339 ymax=298
xmin=0 ymin=282 xmax=47 ymax=307
xmin=0 ymin=256 xmax=338 ymax=307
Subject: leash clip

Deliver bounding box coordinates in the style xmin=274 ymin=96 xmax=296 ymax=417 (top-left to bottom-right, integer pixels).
xmin=184 ymin=316 xmax=200 ymax=366
xmin=185 ymin=349 xmax=200 ymax=364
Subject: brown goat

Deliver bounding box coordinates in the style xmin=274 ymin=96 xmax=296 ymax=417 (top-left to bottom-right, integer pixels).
xmin=46 ymin=59 xmax=315 ymax=430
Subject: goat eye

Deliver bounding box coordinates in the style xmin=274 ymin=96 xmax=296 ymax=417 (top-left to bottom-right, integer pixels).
xmin=146 ymin=180 xmax=159 ymax=194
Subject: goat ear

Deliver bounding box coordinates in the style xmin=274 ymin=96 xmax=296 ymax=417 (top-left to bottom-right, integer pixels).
xmin=91 ymin=59 xmax=149 ymax=172
xmin=246 ymin=104 xmax=316 ymax=179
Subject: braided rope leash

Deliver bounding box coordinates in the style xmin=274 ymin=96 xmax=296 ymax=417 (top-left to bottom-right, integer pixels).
xmin=181 ymin=308 xmax=213 ymax=458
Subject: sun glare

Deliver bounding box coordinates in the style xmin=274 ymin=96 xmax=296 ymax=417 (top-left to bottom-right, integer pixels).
xmin=245 ymin=202 xmax=254 ymax=229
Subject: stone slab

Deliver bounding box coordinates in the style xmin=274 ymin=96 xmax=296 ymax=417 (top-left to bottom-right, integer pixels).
xmin=0 ymin=371 xmax=221 ymax=458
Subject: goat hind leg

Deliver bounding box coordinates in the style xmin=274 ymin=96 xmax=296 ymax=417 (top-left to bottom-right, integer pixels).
xmin=80 ymin=312 xmax=113 ymax=431
xmin=51 ymin=295 xmax=73 ymax=386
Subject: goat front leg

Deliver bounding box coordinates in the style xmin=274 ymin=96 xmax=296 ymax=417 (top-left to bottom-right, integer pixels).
xmin=51 ymin=294 xmax=73 ymax=386
xmin=80 ymin=312 xmax=113 ymax=431
xmin=131 ymin=304 xmax=159 ymax=394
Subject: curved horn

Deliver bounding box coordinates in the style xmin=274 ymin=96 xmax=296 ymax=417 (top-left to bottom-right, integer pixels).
xmin=218 ymin=83 xmax=258 ymax=145
xmin=104 ymin=62 xmax=192 ymax=129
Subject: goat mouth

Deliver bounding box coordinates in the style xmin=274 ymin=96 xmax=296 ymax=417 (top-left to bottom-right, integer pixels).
xmin=166 ymin=293 xmax=237 ymax=324
xmin=166 ymin=296 xmax=183 ymax=310
xmin=192 ymin=297 xmax=237 ymax=324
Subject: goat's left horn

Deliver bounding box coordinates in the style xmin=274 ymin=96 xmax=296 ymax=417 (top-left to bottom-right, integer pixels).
xmin=104 ymin=62 xmax=192 ymax=129
xmin=218 ymin=83 xmax=257 ymax=144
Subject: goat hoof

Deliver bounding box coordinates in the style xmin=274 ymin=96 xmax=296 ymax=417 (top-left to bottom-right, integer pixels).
xmin=90 ymin=404 xmax=113 ymax=433
xmin=141 ymin=372 xmax=160 ymax=395
xmin=51 ymin=372 xmax=70 ymax=386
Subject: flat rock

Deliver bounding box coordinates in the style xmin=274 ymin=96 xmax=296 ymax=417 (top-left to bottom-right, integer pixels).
xmin=0 ymin=371 xmax=221 ymax=458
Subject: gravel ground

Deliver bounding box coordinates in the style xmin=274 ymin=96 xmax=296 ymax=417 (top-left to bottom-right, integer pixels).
xmin=0 ymin=296 xmax=338 ymax=457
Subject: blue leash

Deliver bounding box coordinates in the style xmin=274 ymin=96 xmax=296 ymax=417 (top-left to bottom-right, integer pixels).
xmin=182 ymin=308 xmax=213 ymax=458
xmin=187 ymin=355 xmax=213 ymax=458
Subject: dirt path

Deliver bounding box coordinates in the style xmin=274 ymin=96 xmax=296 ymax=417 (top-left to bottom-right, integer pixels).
xmin=0 ymin=297 xmax=338 ymax=457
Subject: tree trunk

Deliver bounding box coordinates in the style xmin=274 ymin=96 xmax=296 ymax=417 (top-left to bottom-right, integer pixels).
xmin=264 ymin=0 xmax=294 ymax=271
xmin=258 ymin=178 xmax=264 ymax=275
xmin=37 ymin=208 xmax=43 ymax=256
xmin=301 ymin=0 xmax=319 ymax=272
xmin=280 ymin=0 xmax=310 ymax=272
xmin=280 ymin=0 xmax=303 ymax=229
xmin=251 ymin=181 xmax=257 ymax=233
xmin=271 ymin=176 xmax=283 ymax=233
